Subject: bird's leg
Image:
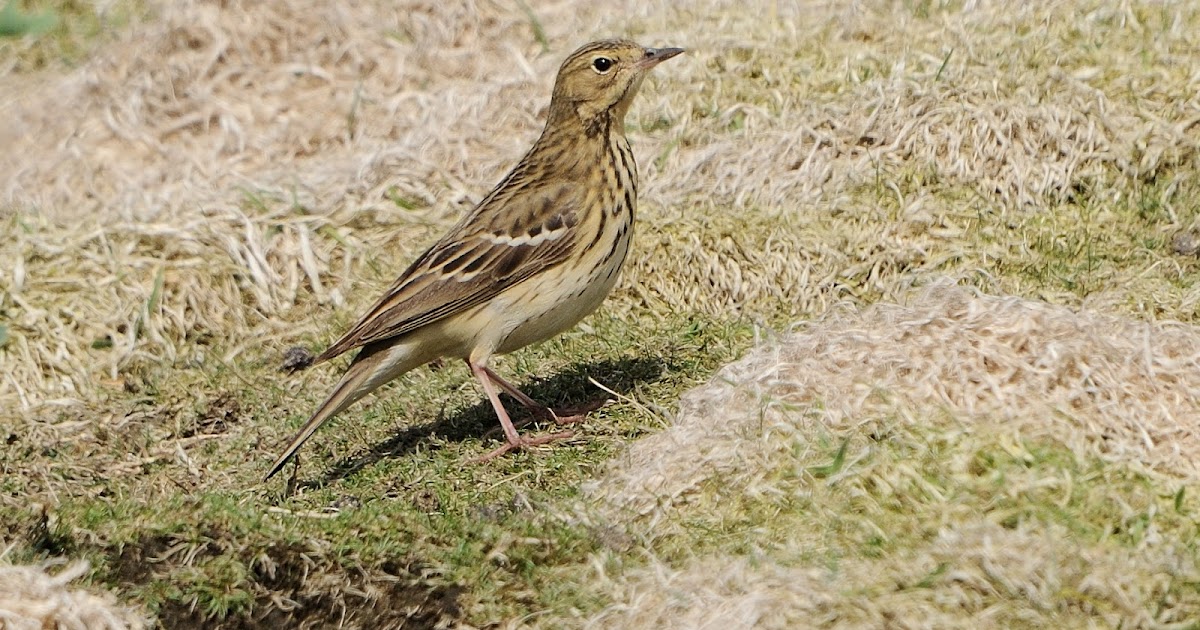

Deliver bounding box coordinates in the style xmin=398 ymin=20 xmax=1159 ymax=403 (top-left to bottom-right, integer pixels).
xmin=468 ymin=361 xmax=574 ymax=462
xmin=481 ymin=365 xmax=606 ymax=425
xmin=480 ymin=366 xmax=543 ymax=413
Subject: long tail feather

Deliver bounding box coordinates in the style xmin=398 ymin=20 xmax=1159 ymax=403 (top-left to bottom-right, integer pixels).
xmin=264 ymin=341 xmax=421 ymax=481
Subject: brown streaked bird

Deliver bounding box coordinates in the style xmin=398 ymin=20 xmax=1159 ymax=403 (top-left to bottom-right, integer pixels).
xmin=264 ymin=39 xmax=684 ymax=480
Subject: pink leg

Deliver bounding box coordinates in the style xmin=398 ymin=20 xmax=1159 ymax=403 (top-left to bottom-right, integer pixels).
xmin=481 ymin=365 xmax=606 ymax=425
xmin=468 ymin=361 xmax=574 ymax=462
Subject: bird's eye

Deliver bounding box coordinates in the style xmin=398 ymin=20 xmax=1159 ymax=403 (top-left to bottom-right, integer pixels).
xmin=592 ymin=57 xmax=614 ymax=73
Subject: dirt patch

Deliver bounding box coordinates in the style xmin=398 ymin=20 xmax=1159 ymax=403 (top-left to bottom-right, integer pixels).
xmin=112 ymin=535 xmax=463 ymax=629
xmin=172 ymin=393 xmax=243 ymax=439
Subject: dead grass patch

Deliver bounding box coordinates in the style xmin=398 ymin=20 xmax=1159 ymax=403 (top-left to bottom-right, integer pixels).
xmin=0 ymin=559 xmax=147 ymax=630
xmin=582 ymin=284 xmax=1200 ymax=627
xmin=584 ymin=520 xmax=1199 ymax=629
xmin=595 ymin=284 xmax=1200 ymax=516
xmin=4 ymin=0 xmax=1200 ymax=407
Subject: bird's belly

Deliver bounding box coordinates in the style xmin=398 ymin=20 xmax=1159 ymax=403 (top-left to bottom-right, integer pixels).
xmin=492 ymin=241 xmax=629 ymax=355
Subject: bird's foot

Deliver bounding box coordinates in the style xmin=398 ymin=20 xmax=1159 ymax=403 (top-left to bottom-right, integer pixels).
xmin=533 ymin=398 xmax=608 ymax=425
xmin=482 ymin=397 xmax=607 ymax=440
xmin=470 ymin=430 xmax=575 ymax=463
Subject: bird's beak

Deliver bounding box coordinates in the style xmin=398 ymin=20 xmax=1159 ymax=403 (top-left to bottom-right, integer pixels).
xmin=638 ymin=46 xmax=686 ymax=69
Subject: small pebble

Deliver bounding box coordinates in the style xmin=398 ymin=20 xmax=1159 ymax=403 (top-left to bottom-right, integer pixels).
xmin=281 ymin=346 xmax=315 ymax=372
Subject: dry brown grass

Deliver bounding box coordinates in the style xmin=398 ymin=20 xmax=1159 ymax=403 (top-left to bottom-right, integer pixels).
xmin=4 ymin=0 xmax=1200 ymax=626
xmin=593 ymin=284 xmax=1200 ymax=514
xmin=582 ymin=284 xmax=1200 ymax=627
xmin=583 ymin=520 xmax=1198 ymax=629
xmin=0 ymin=559 xmax=146 ymax=629
xmin=5 ymin=0 xmax=1200 ymax=408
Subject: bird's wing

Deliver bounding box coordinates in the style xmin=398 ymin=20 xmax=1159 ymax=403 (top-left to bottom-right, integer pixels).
xmin=314 ymin=180 xmax=583 ymax=363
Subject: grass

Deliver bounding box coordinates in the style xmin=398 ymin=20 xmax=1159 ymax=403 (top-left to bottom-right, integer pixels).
xmin=0 ymin=0 xmax=148 ymax=71
xmin=3 ymin=0 xmax=1200 ymax=627
xmin=4 ymin=165 xmax=1200 ymax=626
xmin=9 ymin=157 xmax=1199 ymax=626
xmin=0 ymin=308 xmax=758 ymax=624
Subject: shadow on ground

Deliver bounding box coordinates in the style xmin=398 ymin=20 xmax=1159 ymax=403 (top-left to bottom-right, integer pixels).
xmin=298 ymin=355 xmax=668 ymax=486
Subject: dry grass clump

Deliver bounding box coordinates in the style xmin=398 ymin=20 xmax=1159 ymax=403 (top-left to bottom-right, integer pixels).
xmin=4 ymin=0 xmax=1200 ymax=410
xmin=581 ymin=284 xmax=1200 ymax=627
xmin=0 ymin=560 xmax=146 ymax=630
xmin=585 ymin=520 xmax=1198 ymax=629
xmin=1 ymin=0 xmax=663 ymax=224
xmin=593 ymin=284 xmax=1200 ymax=516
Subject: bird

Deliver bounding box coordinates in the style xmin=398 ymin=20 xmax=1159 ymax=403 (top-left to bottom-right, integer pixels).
xmin=264 ymin=39 xmax=684 ymax=481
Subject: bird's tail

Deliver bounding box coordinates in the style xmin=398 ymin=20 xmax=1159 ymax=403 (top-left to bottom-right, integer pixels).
xmin=263 ymin=340 xmax=423 ymax=481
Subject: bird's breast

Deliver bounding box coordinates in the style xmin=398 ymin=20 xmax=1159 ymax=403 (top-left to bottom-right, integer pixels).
xmin=490 ymin=177 xmax=635 ymax=357
xmin=475 ymin=133 xmax=639 ymax=357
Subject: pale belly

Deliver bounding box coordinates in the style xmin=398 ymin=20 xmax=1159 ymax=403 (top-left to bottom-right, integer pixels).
xmin=490 ymin=231 xmax=631 ymax=355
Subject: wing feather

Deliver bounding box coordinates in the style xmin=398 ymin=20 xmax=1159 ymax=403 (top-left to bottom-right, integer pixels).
xmin=314 ymin=181 xmax=581 ymax=363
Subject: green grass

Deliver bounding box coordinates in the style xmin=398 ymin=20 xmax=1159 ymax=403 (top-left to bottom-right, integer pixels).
xmin=4 ymin=163 xmax=1200 ymax=622
xmin=0 ymin=309 xmax=758 ymax=624
xmin=5 ymin=169 xmax=1199 ymax=624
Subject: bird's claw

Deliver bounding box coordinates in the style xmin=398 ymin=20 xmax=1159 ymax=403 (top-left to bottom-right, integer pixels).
xmin=470 ymin=430 xmax=576 ymax=462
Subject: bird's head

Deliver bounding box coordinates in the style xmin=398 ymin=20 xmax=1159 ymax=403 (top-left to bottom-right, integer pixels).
xmin=549 ymin=39 xmax=684 ymax=133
